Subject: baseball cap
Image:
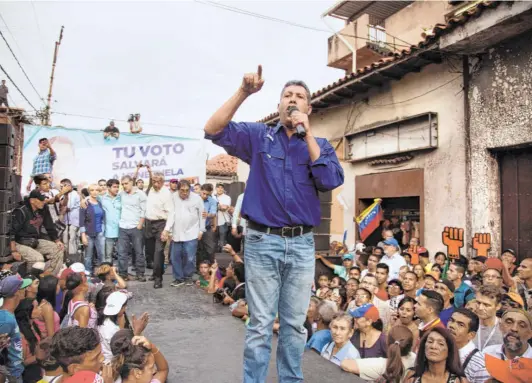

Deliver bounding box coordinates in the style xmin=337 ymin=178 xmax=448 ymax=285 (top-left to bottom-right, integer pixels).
xmin=383 ymin=238 xmax=399 ymax=247
xmin=485 ymin=258 xmax=503 ymax=273
xmin=485 ymin=353 xmax=532 ymax=383
xmin=169 ymin=179 xmax=178 ymax=183
xmin=437 ymin=279 xmax=456 ymax=293
xmin=418 ymin=247 xmax=429 ymax=257
xmin=59 ymin=268 xmax=75 ymax=281
xmin=355 ymin=243 xmax=366 ymax=252
xmin=502 ymin=248 xmax=516 ymax=256
xmin=349 ymin=303 xmax=380 ymax=321
xmin=504 ymin=292 xmax=525 ymax=308
xmin=471 ymin=255 xmax=487 ymax=263
xmin=63 ymin=371 xmax=104 ymax=383
xmin=0 ymin=273 xmax=32 ymax=306
xmin=342 ymin=253 xmax=354 ymax=261
xmin=424 ymin=271 xmax=440 ymax=282
xmin=103 ymin=291 xmax=128 ymax=316
xmin=28 ymin=189 xmax=46 ymax=201
xmin=70 ymin=262 xmax=90 ymax=276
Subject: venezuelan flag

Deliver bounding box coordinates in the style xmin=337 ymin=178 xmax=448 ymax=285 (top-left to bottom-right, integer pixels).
xmin=356 ymin=199 xmax=383 ymax=242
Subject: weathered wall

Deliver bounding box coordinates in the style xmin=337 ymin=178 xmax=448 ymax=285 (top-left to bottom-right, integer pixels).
xmin=468 ymin=28 xmax=532 ymax=255
xmin=310 ymin=61 xmax=467 ymax=253
xmin=385 ymin=1 xmax=449 ymax=46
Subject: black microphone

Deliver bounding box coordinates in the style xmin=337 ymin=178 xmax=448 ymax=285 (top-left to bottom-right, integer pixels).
xmin=287 ymin=105 xmax=307 ymax=138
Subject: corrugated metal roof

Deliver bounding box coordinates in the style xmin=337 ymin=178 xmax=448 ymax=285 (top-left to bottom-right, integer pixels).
xmin=326 ymin=1 xmax=414 ymax=21
xmin=259 ymin=1 xmax=500 ymax=124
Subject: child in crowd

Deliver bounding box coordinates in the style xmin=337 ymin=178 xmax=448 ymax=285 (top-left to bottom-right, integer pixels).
xmin=316 ymin=275 xmax=330 ymax=300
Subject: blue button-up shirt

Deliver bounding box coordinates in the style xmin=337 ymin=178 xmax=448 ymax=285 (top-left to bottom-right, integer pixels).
xmin=101 ymin=193 xmax=122 ymax=238
xmin=203 ymin=195 xmax=217 ymax=228
xmin=31 ymin=149 xmax=56 ymax=176
xmin=205 ymin=122 xmax=344 ymax=227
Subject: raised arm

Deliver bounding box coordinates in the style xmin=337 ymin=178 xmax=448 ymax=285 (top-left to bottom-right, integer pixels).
xmin=204 ymin=65 xmax=263 ymax=136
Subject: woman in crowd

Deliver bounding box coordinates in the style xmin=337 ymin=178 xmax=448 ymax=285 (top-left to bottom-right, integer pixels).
xmin=349 ymin=304 xmax=386 ymax=358
xmin=98 ymin=290 xmax=129 ymax=363
xmin=15 ymin=298 xmax=43 ymax=382
xmin=413 ymin=265 xmax=425 ymax=289
xmin=110 ymin=330 xmax=169 ymax=383
xmin=431 ymin=264 xmax=443 ymax=280
xmin=34 ymin=275 xmax=60 ymax=338
xmin=392 ymin=297 xmax=419 ymax=347
xmin=307 ymin=297 xmax=320 ymax=333
xmin=434 ymin=252 xmax=447 ymax=268
xmin=80 ymin=184 xmax=106 ymax=275
xmin=341 ymin=324 xmax=416 ymax=382
xmin=320 ymin=313 xmax=360 ymax=365
xmin=344 ymin=278 xmax=358 ymax=310
xmin=405 ymin=327 xmax=467 ymax=383
xmin=61 ymin=272 xmax=98 ymax=328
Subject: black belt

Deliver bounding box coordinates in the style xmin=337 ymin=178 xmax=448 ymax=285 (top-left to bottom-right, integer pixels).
xmin=248 ymin=220 xmax=313 ymax=238
xmin=147 ymin=219 xmax=166 ymax=223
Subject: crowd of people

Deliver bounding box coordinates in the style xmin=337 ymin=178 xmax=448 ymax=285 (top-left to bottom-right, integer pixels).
xmin=1 ymin=137 xmax=250 ymax=382
xmin=3 ymin=134 xmax=532 ymax=382
xmin=307 ymin=234 xmax=532 ymax=382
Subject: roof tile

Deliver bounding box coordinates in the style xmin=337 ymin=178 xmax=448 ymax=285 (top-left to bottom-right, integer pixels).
xmin=206 ymin=154 xmax=238 ymax=177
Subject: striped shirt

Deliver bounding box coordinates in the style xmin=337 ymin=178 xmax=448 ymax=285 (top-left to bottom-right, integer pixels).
xmin=459 ymin=341 xmax=489 ymax=383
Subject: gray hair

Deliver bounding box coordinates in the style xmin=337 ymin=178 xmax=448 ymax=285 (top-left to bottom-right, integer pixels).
xmin=121 ymin=175 xmax=132 ymax=182
xmin=317 ymin=300 xmax=338 ymax=326
xmin=152 ymin=172 xmax=165 ymax=180
xmin=280 ymin=80 xmax=311 ymax=104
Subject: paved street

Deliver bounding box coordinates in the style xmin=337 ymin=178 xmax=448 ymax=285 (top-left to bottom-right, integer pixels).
xmin=126 ymin=271 xmax=363 ymax=383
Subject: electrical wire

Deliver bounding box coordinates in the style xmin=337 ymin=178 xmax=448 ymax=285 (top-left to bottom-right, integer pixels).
xmin=51 ymin=111 xmax=201 ymax=130
xmin=0 ymin=64 xmax=37 ymax=111
xmin=30 ymin=1 xmax=47 ymax=61
xmin=367 ymin=75 xmax=461 ymax=107
xmin=193 ymin=0 xmax=414 ymax=48
xmin=0 ymin=29 xmax=45 ymax=105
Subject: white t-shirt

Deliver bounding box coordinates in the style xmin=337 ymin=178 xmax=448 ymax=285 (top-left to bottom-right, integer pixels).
xmin=215 ymin=194 xmax=232 ymax=225
xmin=98 ymin=318 xmax=120 ymax=362
xmin=358 ymin=351 xmax=416 ymax=381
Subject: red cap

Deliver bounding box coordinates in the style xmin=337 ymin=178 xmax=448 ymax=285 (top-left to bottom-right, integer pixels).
xmin=169 ymin=179 xmax=178 ymax=183
xmin=59 ymin=268 xmax=74 ymax=281
xmin=63 ymin=371 xmax=104 ymax=383
xmin=485 ymin=258 xmax=504 ymax=273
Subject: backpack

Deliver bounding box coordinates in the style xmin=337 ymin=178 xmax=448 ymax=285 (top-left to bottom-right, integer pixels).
xmin=60 ymin=300 xmax=89 ymax=329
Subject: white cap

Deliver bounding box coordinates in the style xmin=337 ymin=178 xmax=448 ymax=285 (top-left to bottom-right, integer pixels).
xmin=32 ymin=262 xmax=46 ymax=271
xmin=103 ymin=291 xmax=128 ymax=316
xmin=70 ymin=263 xmax=90 ymax=276
xmin=355 ymin=243 xmax=366 ymax=252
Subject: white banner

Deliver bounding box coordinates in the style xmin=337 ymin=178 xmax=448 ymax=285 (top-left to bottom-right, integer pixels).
xmin=22 ymin=125 xmax=206 ymax=189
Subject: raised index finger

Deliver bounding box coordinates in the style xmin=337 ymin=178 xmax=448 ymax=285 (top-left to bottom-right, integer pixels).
xmin=257 ymin=65 xmax=262 ymax=79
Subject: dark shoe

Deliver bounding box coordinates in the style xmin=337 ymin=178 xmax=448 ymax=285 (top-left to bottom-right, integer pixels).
xmin=170 ymin=279 xmax=184 ymax=287
xmin=154 ymin=281 xmax=162 ymax=289
xmin=148 ymin=275 xmax=155 ymax=281
xmin=119 ymin=274 xmax=129 ymax=281
xmin=131 ymin=267 xmax=137 ymax=272
xmin=146 ymin=263 xmax=154 ymax=269
xmin=185 ymin=278 xmax=194 ymax=286
xmin=136 ymin=275 xmax=147 ymax=282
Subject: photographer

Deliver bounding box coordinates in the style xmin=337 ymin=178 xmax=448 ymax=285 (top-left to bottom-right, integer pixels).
xmin=58 ymin=179 xmax=81 ymax=256
xmin=10 ymin=190 xmax=64 ymax=275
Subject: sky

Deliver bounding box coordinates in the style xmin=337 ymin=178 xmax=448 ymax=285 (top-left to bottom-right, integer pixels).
xmin=1 ymin=0 xmax=345 ymax=157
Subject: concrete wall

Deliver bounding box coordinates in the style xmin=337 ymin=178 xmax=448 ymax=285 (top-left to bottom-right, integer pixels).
xmin=309 ymin=62 xmax=467 ymax=252
xmin=468 ymin=28 xmax=532 ymax=254
xmin=385 ymin=1 xmax=448 ymax=46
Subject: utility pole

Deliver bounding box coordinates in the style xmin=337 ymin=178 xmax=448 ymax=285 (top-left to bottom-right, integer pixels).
xmin=42 ymin=26 xmax=64 ymax=126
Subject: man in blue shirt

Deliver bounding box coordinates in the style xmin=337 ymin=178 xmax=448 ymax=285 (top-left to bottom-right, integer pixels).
xmin=26 ymin=138 xmax=57 ymax=192
xmin=0 ymin=271 xmax=32 ymax=383
xmin=197 ymin=184 xmax=217 ymax=266
xmin=204 ymin=66 xmax=344 ymax=383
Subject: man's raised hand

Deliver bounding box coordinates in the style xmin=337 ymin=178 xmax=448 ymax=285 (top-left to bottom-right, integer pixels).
xmin=241 ymin=65 xmax=264 ymax=95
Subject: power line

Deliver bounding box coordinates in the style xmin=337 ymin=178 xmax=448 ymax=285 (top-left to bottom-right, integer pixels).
xmin=30 ymin=1 xmax=47 ymax=61
xmin=193 ymin=0 xmax=414 ymax=48
xmin=0 ymin=13 xmax=29 ymax=64
xmin=368 ymin=75 xmax=462 ymax=107
xmin=0 ymin=63 xmax=37 ymax=111
xmin=51 ymin=111 xmax=201 ymax=130
xmin=0 ymin=29 xmax=44 ymax=105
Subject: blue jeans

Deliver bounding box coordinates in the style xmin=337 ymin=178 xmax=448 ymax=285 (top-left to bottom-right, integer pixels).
xmin=170 ymin=239 xmax=198 ymax=281
xmin=84 ymin=232 xmax=105 ymax=273
xmin=243 ymin=229 xmax=315 ymax=383
xmin=105 ymin=237 xmax=118 ymax=263
xmin=118 ymin=227 xmax=146 ymax=276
